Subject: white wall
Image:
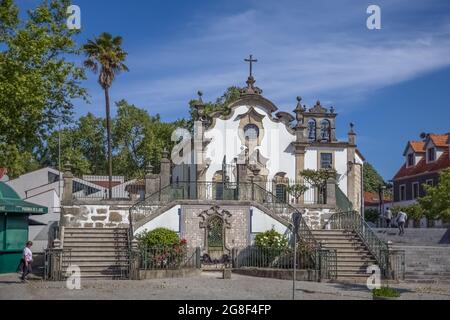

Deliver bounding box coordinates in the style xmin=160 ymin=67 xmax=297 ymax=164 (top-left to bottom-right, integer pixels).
xmin=250 ymin=207 xmax=289 ymax=235
xmin=204 ymin=105 xmax=296 ymax=181
xmin=134 ymin=205 xmax=181 ymax=236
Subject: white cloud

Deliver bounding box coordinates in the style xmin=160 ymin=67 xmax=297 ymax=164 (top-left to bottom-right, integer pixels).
xmin=85 ymin=1 xmax=450 ymax=118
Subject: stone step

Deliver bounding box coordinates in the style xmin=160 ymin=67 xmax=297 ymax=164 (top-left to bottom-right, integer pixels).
xmin=65 ymin=228 xmax=128 ymax=233
xmin=64 ymin=234 xmax=129 ymax=239
xmin=60 ymin=265 xmax=129 ymax=272
xmin=67 ymin=257 xmax=129 ymax=263
xmin=336 ymin=261 xmax=376 ymax=267
xmin=64 ymin=237 xmax=128 ymax=244
xmin=62 ymin=248 xmax=129 ymax=253
xmin=63 ymin=242 xmax=129 ymax=248
xmin=63 ymin=271 xmax=129 ymax=279
xmin=337 ymin=272 xmax=368 ymax=278
xmin=62 ymin=261 xmax=129 ymax=267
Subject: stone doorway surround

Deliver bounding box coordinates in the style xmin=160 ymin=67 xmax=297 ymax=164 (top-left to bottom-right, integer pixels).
xmin=198 ymin=206 xmax=232 ymax=258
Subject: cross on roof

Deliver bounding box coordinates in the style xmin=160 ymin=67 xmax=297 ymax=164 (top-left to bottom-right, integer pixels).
xmin=244 ymin=54 xmax=258 ymax=78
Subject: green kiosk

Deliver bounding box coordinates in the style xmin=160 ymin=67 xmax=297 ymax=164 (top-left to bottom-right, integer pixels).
xmin=0 ymin=182 xmax=48 ymax=274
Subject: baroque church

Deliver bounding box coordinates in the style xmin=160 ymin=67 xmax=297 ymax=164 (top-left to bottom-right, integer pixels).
xmin=59 ymin=56 xmax=364 ymax=265
xmin=130 ymin=56 xmax=364 ymax=256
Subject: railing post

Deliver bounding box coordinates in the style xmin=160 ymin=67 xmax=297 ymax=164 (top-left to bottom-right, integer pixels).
xmin=196 ymin=247 xmax=201 ymax=269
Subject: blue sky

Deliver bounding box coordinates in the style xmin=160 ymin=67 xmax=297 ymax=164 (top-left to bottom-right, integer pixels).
xmin=18 ymin=0 xmax=450 ymax=180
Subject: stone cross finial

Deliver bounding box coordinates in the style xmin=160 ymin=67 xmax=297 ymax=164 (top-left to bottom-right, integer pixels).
xmin=244 ymin=54 xmax=258 ymax=78
xmin=197 ymin=90 xmax=204 ymax=103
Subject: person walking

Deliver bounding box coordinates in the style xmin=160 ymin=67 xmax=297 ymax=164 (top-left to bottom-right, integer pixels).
xmin=385 ymin=208 xmax=393 ymax=228
xmin=396 ymin=211 xmax=408 ymax=236
xmin=21 ymin=241 xmax=33 ymax=282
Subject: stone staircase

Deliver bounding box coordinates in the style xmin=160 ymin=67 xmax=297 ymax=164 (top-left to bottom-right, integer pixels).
xmin=311 ymin=230 xmax=377 ymax=281
xmin=62 ymin=228 xmax=130 ymax=279
xmin=401 ymin=246 xmax=450 ymax=284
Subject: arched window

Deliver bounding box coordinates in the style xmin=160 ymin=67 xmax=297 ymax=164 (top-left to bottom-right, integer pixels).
xmin=308 ymin=119 xmax=317 ymax=141
xmin=320 ymin=120 xmax=331 ymax=142
xmin=244 ymin=124 xmax=260 ymax=141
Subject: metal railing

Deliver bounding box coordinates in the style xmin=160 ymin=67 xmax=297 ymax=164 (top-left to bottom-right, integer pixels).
xmin=44 ymin=248 xmax=72 ymax=281
xmin=233 ymin=246 xmax=337 ymax=281
xmin=72 ymin=175 xmax=145 ymax=200
xmin=129 ymin=181 xmax=332 ymax=277
xmin=139 ymin=246 xmax=200 ymax=270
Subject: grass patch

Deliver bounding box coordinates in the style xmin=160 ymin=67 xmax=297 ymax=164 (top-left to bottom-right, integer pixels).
xmin=373 ymin=287 xmax=401 ymax=298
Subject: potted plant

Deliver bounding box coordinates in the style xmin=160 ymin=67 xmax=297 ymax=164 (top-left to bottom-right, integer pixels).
xmin=372 ymin=286 xmax=401 ymax=300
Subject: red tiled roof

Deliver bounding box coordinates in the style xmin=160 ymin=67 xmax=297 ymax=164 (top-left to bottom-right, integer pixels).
xmin=429 ymin=134 xmax=449 ymax=148
xmin=394 ymin=149 xmax=450 ymax=180
xmin=364 ymin=192 xmax=392 ymax=206
xmin=409 ymin=141 xmax=426 ymax=153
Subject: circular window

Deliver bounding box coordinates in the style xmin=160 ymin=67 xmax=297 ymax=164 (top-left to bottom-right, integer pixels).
xmin=244 ymin=124 xmax=260 ymax=140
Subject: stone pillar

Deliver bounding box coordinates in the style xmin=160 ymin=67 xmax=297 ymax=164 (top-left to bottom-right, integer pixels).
xmin=347 ymin=124 xmax=357 ymax=210
xmin=293 ymin=98 xmax=308 ymax=204
xmin=61 ymin=162 xmax=73 ymax=206
xmin=160 ymin=149 xmax=171 ymax=189
xmin=144 ymin=163 xmax=160 ymax=197
xmin=326 ymin=177 xmax=336 ymax=206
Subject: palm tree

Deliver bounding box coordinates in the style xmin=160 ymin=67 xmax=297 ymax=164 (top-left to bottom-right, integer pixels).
xmin=83 ymin=33 xmax=129 ymax=199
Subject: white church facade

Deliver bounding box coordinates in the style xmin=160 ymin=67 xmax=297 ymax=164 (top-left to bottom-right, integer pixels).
xmin=59 ymin=58 xmax=364 ymax=260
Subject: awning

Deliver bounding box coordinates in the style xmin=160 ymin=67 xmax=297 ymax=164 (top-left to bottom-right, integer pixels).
xmin=0 ymin=182 xmax=48 ymax=215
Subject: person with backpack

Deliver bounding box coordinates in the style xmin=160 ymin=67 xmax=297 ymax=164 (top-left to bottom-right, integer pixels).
xmin=396 ymin=211 xmax=408 ymax=236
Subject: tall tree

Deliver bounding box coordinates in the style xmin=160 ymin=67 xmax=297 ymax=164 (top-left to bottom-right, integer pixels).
xmin=113 ymin=100 xmax=177 ymax=178
xmin=43 ymin=113 xmax=106 ymax=176
xmin=363 ymin=162 xmax=386 ymax=193
xmin=83 ymin=32 xmax=129 ymax=198
xmin=0 ymin=0 xmax=87 ymax=177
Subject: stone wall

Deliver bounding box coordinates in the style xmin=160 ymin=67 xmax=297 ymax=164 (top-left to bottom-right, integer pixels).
xmin=182 ymin=205 xmax=250 ymax=253
xmin=61 ymin=203 xmax=130 ymax=228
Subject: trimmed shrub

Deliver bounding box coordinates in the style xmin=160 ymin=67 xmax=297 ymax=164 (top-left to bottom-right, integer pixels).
xmin=137 ymin=228 xmax=180 ymax=248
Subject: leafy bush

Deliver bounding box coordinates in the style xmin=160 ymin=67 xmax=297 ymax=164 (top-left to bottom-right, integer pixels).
xmin=255 ymin=229 xmax=289 ymax=250
xmin=137 ymin=228 xmax=180 ymax=248
xmin=364 ymin=209 xmax=380 ymax=223
xmin=137 ymin=228 xmax=188 ymax=269
xmin=392 ymin=204 xmax=424 ymax=222
xmin=373 ymin=287 xmax=401 ymax=298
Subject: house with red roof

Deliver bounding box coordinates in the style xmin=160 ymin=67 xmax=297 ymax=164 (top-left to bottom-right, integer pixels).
xmin=393 ymin=133 xmax=450 ymax=206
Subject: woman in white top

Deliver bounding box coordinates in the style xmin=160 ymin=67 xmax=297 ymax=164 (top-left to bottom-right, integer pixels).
xmin=21 ymin=241 xmax=33 ymax=282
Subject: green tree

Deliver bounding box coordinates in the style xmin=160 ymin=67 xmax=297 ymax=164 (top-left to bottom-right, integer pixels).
xmin=113 ymin=100 xmax=177 ymax=178
xmin=42 ymin=113 xmax=106 ymax=176
xmin=419 ymin=168 xmax=450 ymax=221
xmin=363 ymin=162 xmax=386 ymax=193
xmin=0 ymin=0 xmax=87 ymax=177
xmin=83 ymin=32 xmax=129 ymax=198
